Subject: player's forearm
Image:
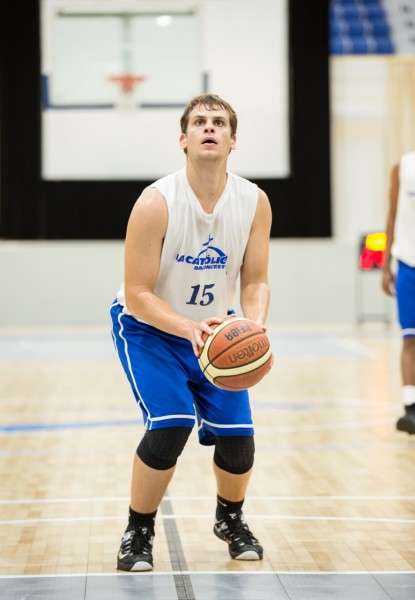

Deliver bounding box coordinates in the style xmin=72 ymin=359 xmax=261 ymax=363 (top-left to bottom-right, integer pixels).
xmin=125 ymin=288 xmax=195 ymax=339
xmin=240 ymin=282 xmax=270 ymax=326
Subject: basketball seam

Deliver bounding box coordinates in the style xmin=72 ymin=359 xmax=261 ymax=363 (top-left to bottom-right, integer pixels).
xmin=200 ymin=317 xmax=265 ymax=375
xmin=204 ymin=346 xmax=273 ymax=378
xmin=205 ymin=330 xmax=270 ymax=369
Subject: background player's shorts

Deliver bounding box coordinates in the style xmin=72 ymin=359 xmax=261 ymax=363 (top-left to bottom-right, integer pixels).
xmin=395 ymin=260 xmax=415 ymax=338
xmin=110 ymin=302 xmax=254 ymax=445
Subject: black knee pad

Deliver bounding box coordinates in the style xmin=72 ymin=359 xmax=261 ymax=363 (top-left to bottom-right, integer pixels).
xmin=136 ymin=427 xmax=192 ymax=470
xmin=214 ymin=436 xmax=255 ymax=475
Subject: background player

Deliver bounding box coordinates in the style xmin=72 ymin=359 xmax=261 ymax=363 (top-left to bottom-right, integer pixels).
xmin=110 ymin=94 xmax=272 ymax=570
xmin=382 ymin=152 xmax=415 ymax=434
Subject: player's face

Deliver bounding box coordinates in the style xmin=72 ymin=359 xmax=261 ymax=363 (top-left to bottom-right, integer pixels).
xmin=180 ymin=105 xmax=236 ymax=159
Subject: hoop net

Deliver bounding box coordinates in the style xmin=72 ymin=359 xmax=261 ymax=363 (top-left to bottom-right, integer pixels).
xmin=108 ymin=75 xmax=147 ymax=110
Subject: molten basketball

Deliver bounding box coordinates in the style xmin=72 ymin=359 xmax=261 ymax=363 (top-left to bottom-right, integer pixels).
xmin=198 ymin=317 xmax=273 ymax=391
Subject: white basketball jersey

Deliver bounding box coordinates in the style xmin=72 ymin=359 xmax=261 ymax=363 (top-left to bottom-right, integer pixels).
xmin=392 ymin=152 xmax=415 ymax=267
xmin=117 ymin=168 xmax=258 ymax=322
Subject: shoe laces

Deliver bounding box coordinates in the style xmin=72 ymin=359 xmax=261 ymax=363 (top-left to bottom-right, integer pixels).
xmin=123 ymin=527 xmax=153 ymax=556
xmin=220 ymin=512 xmax=259 ymax=545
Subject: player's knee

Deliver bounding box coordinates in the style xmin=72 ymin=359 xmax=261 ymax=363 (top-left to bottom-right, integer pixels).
xmin=214 ymin=436 xmax=255 ymax=475
xmin=137 ymin=427 xmax=192 ymax=470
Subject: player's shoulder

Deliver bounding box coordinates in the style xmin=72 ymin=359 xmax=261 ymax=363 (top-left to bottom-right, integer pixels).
xmin=150 ymin=169 xmax=183 ymax=188
xmin=394 ymin=151 xmax=415 ymax=181
xmin=135 ymin=185 xmax=165 ymax=208
xmin=228 ymin=170 xmax=254 ymax=185
xmin=130 ymin=186 xmax=168 ymax=225
xmin=255 ymin=188 xmax=272 ymax=225
xmin=144 ymin=168 xmax=185 ymax=206
xmin=257 ymin=187 xmax=270 ymax=203
xmin=128 ymin=186 xmax=168 ymax=237
xmin=228 ymin=172 xmax=270 ymax=214
xmin=399 ymin=151 xmax=415 ymax=169
xmin=227 ymin=171 xmax=259 ymax=197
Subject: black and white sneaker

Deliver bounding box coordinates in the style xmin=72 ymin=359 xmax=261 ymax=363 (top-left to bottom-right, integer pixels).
xmin=213 ymin=512 xmax=263 ymax=560
xmin=117 ymin=526 xmax=154 ymax=571
xmin=396 ymin=403 xmax=415 ymax=435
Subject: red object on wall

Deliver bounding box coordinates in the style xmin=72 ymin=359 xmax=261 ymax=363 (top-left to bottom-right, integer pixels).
xmin=359 ymin=246 xmax=385 ymax=270
xmin=358 ymin=233 xmax=386 ymax=271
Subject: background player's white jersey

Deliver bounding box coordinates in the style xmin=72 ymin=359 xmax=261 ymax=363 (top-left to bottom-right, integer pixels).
xmin=392 ymin=151 xmax=415 ymax=267
xmin=117 ymin=168 xmax=258 ymax=322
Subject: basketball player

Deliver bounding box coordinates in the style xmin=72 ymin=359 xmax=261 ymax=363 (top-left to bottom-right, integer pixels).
xmin=382 ymin=152 xmax=415 ymax=435
xmin=110 ymin=94 xmax=272 ymax=571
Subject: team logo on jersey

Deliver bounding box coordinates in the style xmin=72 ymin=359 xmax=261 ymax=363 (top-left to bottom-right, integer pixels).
xmin=175 ymin=234 xmax=228 ymax=271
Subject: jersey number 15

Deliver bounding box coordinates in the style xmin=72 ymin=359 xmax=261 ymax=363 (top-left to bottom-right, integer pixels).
xmin=186 ymin=284 xmax=215 ymax=306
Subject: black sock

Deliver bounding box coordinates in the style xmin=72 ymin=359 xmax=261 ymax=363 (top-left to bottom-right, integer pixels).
xmin=126 ymin=506 xmax=157 ymax=534
xmin=216 ymin=495 xmax=244 ymax=521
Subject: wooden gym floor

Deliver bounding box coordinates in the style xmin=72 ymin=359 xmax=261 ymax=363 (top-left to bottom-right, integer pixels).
xmin=0 ymin=323 xmax=414 ymax=599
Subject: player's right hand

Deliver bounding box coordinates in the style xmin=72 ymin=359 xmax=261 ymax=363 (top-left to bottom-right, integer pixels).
xmin=189 ymin=317 xmax=223 ymax=357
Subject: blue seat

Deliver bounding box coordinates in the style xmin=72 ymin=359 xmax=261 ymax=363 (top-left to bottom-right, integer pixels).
xmin=330 ymin=17 xmax=342 ymax=36
xmin=350 ymin=36 xmax=369 ymax=53
xmin=374 ymin=36 xmax=394 ymax=53
xmin=329 ymin=1 xmax=394 ymax=55
xmin=346 ymin=19 xmax=365 ymax=35
xmin=365 ymin=5 xmax=385 ymax=18
xmin=369 ymin=20 xmax=390 ymax=35
xmin=329 ymin=4 xmax=336 ymax=16
xmin=340 ymin=6 xmax=360 ymax=19
xmin=331 ymin=4 xmax=360 ymax=19
xmin=330 ymin=35 xmax=345 ymax=54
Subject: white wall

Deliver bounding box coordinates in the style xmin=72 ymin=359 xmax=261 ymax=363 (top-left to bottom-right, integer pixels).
xmin=0 ymin=238 xmax=394 ymax=327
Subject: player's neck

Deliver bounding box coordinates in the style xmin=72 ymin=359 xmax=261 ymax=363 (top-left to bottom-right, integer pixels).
xmin=185 ymin=161 xmax=228 ymax=213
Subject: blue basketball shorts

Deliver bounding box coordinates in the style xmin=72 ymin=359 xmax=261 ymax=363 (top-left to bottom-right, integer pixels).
xmin=110 ymin=302 xmax=254 ymax=445
xmin=395 ymin=260 xmax=415 ymax=338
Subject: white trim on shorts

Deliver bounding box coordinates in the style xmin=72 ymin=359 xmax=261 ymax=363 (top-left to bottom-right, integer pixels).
xmin=116 ymin=311 xmax=151 ymax=422
xmin=402 ymin=328 xmax=415 ymax=337
xmin=113 ymin=308 xmax=198 ymax=430
xmin=198 ymin=418 xmax=254 ymax=431
xmin=148 ymin=415 xmax=196 ymax=429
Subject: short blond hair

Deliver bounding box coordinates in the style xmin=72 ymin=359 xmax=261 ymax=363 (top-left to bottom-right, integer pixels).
xmin=180 ymin=94 xmax=238 ymax=136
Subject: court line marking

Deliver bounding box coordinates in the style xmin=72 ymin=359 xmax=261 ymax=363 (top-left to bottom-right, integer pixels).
xmin=1 ymin=495 xmax=414 ymax=505
xmin=0 ymin=571 xmax=414 ymax=579
xmin=0 ymin=419 xmax=142 ymax=433
xmin=161 ymin=494 xmax=195 ymax=598
xmin=0 ymin=417 xmax=403 ymax=435
xmin=0 ymin=515 xmax=414 ymax=525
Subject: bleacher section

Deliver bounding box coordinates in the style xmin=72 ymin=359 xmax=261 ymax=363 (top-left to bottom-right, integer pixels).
xmin=330 ymin=0 xmax=415 ymax=54
xmin=330 ymin=0 xmax=394 ymax=54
